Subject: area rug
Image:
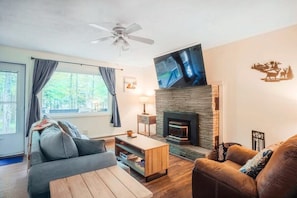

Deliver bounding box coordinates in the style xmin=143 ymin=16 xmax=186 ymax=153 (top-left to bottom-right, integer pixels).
xmin=0 ymin=156 xmax=23 ymax=166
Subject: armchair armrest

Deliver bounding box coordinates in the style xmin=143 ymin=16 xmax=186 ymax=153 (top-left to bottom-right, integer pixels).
xmin=193 ymin=158 xmax=257 ymax=198
xmin=225 ymin=145 xmax=258 ymax=166
xmin=206 ymin=142 xmax=242 ymax=162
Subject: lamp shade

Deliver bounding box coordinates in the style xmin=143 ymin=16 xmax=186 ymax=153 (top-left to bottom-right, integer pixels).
xmin=139 ymin=96 xmax=149 ymax=103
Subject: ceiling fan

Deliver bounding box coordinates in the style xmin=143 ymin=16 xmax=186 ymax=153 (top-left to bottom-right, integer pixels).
xmin=89 ymin=23 xmax=154 ymax=50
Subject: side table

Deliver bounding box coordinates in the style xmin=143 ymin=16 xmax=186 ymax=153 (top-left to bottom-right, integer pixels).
xmin=137 ymin=114 xmax=156 ymax=136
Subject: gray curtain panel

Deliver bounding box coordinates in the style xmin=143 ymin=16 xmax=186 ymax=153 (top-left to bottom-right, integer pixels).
xmin=26 ymin=59 xmax=58 ymax=136
xmin=99 ymin=67 xmax=121 ymax=127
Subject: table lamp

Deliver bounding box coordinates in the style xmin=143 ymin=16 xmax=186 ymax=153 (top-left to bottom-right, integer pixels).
xmin=139 ymin=96 xmax=149 ymax=115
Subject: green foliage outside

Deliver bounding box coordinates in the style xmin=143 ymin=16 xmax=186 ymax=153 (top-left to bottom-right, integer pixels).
xmin=0 ymin=71 xmax=17 ymax=134
xmin=42 ymin=72 xmax=109 ymax=113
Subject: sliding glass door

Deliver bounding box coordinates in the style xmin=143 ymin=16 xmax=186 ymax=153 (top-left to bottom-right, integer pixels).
xmin=0 ymin=62 xmax=25 ymax=157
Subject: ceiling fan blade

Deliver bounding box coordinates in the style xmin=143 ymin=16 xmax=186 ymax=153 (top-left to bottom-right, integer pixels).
xmin=127 ymin=35 xmax=154 ymax=45
xmin=91 ymin=36 xmax=114 ymax=44
xmin=125 ymin=23 xmax=142 ymax=34
xmin=89 ymin=23 xmax=112 ymax=32
xmin=112 ymin=37 xmax=120 ymax=46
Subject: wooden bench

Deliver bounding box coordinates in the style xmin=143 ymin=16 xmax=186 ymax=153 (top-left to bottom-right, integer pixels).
xmin=50 ymin=165 xmax=153 ymax=198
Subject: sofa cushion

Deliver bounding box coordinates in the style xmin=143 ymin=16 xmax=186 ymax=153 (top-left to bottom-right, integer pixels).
xmin=256 ymin=134 xmax=297 ymax=198
xmin=73 ymin=138 xmax=106 ymax=156
xmin=40 ymin=125 xmax=79 ymax=160
xmin=222 ymin=160 xmax=242 ymax=170
xmin=58 ymin=120 xmax=81 ymax=138
xmin=239 ymin=148 xmax=273 ymax=178
xmin=30 ymin=131 xmax=47 ymax=166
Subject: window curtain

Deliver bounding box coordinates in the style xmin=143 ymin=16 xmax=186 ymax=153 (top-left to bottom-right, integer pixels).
xmin=26 ymin=59 xmax=58 ymax=136
xmin=99 ymin=67 xmax=121 ymax=127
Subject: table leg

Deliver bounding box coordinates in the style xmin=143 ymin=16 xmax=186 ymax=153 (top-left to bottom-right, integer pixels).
xmin=137 ymin=122 xmax=139 ymax=134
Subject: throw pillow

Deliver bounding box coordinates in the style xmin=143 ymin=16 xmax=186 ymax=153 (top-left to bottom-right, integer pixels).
xmin=73 ymin=138 xmax=106 ymax=156
xmin=40 ymin=125 xmax=79 ymax=160
xmin=239 ymin=148 xmax=273 ymax=178
xmin=58 ymin=120 xmax=82 ymax=138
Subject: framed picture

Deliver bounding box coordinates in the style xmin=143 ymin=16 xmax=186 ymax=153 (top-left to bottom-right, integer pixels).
xmin=123 ymin=76 xmax=137 ymax=92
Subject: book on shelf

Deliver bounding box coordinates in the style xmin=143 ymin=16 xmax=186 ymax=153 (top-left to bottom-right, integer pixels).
xmin=120 ymin=151 xmax=138 ymax=160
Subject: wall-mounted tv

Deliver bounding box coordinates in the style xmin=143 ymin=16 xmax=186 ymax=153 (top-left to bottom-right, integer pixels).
xmin=153 ymin=44 xmax=207 ymax=89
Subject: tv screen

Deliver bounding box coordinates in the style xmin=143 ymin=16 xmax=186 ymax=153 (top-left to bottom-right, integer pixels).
xmin=153 ymin=44 xmax=207 ymax=89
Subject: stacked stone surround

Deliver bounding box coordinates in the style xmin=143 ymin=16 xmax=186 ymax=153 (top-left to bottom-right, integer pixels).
xmin=152 ymin=135 xmax=210 ymax=161
xmin=155 ymin=85 xmax=219 ymax=152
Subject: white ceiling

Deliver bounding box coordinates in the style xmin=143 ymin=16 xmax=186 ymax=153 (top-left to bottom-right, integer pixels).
xmin=1 ymin=0 xmax=297 ymax=67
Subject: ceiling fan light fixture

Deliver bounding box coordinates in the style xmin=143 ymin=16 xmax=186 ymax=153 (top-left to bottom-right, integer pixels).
xmin=122 ymin=46 xmax=130 ymax=51
xmin=123 ymin=39 xmax=129 ymax=47
xmin=89 ymin=22 xmax=154 ymax=49
xmin=113 ymin=36 xmax=129 ymax=47
xmin=91 ymin=40 xmax=99 ymax=44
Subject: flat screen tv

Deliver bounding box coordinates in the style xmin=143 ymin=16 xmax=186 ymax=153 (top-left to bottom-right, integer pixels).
xmin=153 ymin=44 xmax=207 ymax=89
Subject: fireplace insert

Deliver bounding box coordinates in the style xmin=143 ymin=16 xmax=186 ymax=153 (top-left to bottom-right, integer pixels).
xmin=163 ymin=111 xmax=198 ymax=145
xmin=168 ymin=121 xmax=189 ymax=140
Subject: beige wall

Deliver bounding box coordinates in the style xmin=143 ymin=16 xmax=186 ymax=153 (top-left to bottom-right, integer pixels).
xmin=203 ymin=24 xmax=297 ymax=147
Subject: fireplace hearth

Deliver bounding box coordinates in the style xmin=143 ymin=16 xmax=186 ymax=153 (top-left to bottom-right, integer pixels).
xmin=163 ymin=111 xmax=198 ymax=146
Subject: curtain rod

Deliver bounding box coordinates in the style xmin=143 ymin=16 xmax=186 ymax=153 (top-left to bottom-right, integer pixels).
xmin=30 ymin=56 xmax=124 ymax=71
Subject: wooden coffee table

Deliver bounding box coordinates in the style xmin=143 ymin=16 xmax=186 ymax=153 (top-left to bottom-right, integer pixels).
xmin=115 ymin=134 xmax=169 ymax=181
xmin=50 ymin=165 xmax=153 ymax=198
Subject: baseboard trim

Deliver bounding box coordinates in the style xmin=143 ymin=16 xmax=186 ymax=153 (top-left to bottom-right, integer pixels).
xmin=91 ymin=133 xmax=125 ymax=142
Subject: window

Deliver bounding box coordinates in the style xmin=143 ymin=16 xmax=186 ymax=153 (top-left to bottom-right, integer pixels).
xmin=41 ymin=71 xmax=109 ymax=115
xmin=0 ymin=71 xmax=17 ymax=134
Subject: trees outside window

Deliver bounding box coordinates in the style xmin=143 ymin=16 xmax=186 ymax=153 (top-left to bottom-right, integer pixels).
xmin=0 ymin=71 xmax=17 ymax=134
xmin=42 ymin=72 xmax=109 ymax=114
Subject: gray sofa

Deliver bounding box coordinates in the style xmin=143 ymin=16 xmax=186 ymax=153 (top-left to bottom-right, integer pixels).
xmin=27 ymin=122 xmax=123 ymax=198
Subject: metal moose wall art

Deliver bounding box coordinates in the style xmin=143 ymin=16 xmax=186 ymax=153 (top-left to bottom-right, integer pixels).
xmin=251 ymin=61 xmax=293 ymax=82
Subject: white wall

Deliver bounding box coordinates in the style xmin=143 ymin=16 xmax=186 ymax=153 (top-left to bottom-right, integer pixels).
xmin=0 ymin=45 xmax=150 ymax=139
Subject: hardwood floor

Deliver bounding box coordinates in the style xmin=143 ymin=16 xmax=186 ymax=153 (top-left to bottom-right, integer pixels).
xmin=0 ymin=140 xmax=194 ymax=198
xmin=132 ymin=154 xmax=193 ymax=198
xmin=106 ymin=139 xmax=194 ymax=197
xmin=0 ymin=158 xmax=28 ymax=198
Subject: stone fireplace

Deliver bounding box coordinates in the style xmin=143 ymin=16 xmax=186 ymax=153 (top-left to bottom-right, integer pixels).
xmin=163 ymin=111 xmax=198 ymax=145
xmin=153 ymin=85 xmax=219 ymax=160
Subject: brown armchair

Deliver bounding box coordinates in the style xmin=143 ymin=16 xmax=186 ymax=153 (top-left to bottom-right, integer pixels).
xmin=192 ymin=134 xmax=297 ymax=198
